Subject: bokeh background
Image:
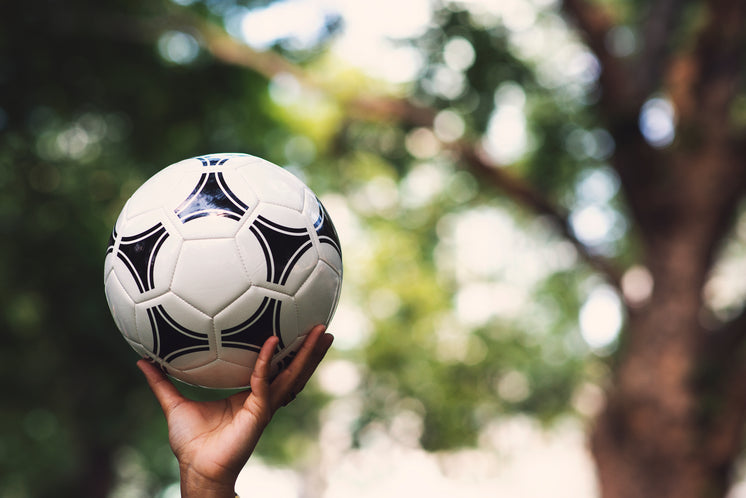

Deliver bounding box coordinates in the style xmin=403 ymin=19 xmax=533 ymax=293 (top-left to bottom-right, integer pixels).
xmin=4 ymin=0 xmax=746 ymax=496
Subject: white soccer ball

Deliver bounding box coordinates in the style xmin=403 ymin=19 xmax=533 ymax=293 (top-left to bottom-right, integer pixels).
xmin=103 ymin=153 xmax=343 ymax=389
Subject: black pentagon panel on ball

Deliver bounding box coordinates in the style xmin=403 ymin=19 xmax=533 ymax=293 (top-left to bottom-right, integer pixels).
xmin=196 ymin=155 xmax=235 ymax=167
xmin=315 ymin=198 xmax=342 ymax=259
xmin=116 ymin=223 xmax=170 ymax=293
xmin=221 ymin=296 xmax=285 ymax=351
xmin=105 ymin=228 xmax=117 ymax=256
xmin=146 ymin=304 xmax=211 ymax=363
xmin=249 ymin=216 xmax=313 ymax=285
xmin=275 ymin=349 xmax=298 ymax=373
xmin=175 ymin=171 xmax=250 ymax=223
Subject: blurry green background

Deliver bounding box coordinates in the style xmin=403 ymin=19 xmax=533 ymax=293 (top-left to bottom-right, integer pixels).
xmin=3 ymin=0 xmax=746 ymax=497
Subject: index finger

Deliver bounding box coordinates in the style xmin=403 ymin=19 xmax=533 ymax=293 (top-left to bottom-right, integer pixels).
xmin=249 ymin=335 xmax=280 ymax=402
xmin=269 ymin=325 xmax=334 ymax=409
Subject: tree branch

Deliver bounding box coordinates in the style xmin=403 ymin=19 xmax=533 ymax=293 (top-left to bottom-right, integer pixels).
xmin=560 ymin=0 xmax=616 ymax=58
xmin=458 ymin=144 xmax=624 ymax=289
xmin=636 ymin=0 xmax=694 ymax=99
xmin=560 ymin=0 xmax=636 ymax=114
xmin=669 ymin=0 xmax=746 ymax=126
xmin=345 ymin=97 xmax=437 ymax=128
xmin=69 ymin=9 xmax=311 ymax=84
xmin=112 ymin=8 xmax=627 ymax=290
xmin=690 ymin=0 xmax=746 ymax=124
xmin=193 ymin=20 xmax=309 ymax=83
xmin=559 ymin=0 xmax=659 ymax=239
xmin=187 ymin=14 xmax=628 ymax=289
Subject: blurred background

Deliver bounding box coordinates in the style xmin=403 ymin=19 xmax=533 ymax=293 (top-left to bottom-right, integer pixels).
xmin=3 ymin=0 xmax=746 ymax=496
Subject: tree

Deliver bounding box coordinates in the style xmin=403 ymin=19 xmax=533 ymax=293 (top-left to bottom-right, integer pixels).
xmin=344 ymin=1 xmax=746 ymax=495
xmin=4 ymin=0 xmax=746 ymax=497
xmin=561 ymin=1 xmax=746 ymax=496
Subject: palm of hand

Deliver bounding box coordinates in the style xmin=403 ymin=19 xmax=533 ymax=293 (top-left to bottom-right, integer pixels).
xmin=166 ymin=393 xmax=266 ymax=482
xmin=138 ymin=325 xmax=333 ymax=495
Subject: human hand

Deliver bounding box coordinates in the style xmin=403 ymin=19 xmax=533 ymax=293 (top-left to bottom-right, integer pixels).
xmin=137 ymin=325 xmax=334 ymax=498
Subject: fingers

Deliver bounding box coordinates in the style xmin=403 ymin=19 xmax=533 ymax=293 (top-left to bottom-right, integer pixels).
xmin=137 ymin=359 xmax=187 ymax=417
xmin=249 ymin=335 xmax=280 ymax=401
xmin=270 ymin=325 xmax=334 ymax=410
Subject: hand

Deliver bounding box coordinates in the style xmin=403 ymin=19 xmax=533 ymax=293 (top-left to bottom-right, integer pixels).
xmin=137 ymin=325 xmax=334 ymax=498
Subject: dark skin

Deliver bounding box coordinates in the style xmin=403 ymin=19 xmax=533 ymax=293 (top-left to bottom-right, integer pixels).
xmin=137 ymin=325 xmax=334 ymax=498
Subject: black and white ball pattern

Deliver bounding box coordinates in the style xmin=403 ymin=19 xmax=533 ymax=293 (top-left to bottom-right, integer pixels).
xmin=104 ymin=153 xmax=342 ymax=389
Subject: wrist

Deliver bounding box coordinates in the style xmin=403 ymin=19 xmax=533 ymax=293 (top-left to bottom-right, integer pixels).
xmin=179 ymin=464 xmax=238 ymax=498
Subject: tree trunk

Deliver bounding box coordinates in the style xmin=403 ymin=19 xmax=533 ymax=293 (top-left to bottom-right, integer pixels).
xmin=564 ymin=0 xmax=746 ymax=493
xmin=590 ymin=123 xmax=746 ymax=498
xmin=591 ymin=237 xmax=717 ymax=497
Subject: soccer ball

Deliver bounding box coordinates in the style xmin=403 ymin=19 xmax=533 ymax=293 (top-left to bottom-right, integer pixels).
xmin=103 ymin=153 xmax=343 ymax=389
